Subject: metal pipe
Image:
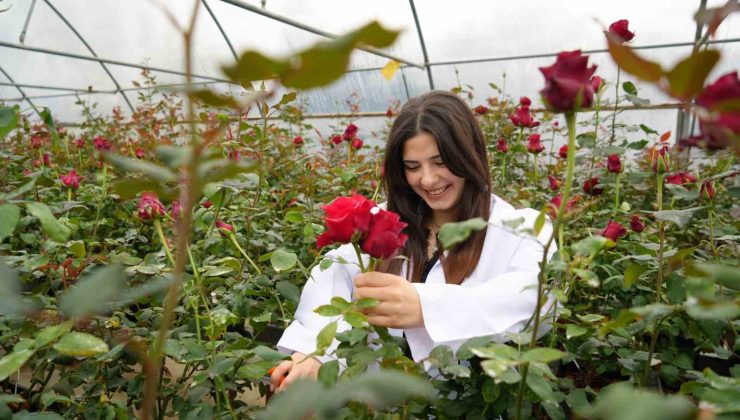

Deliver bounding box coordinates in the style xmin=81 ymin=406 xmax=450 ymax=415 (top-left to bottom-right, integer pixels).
xmin=19 ymin=0 xmax=37 ymax=43
xmin=202 ymin=0 xmax=238 ymax=60
xmin=408 ymin=0 xmax=434 ymax=89
xmin=0 ymin=80 xmax=231 ymax=101
xmin=0 ymin=81 xmax=114 ymax=93
xmin=219 ymin=0 xmax=425 ymax=69
xmin=0 ymin=66 xmax=37 ymax=111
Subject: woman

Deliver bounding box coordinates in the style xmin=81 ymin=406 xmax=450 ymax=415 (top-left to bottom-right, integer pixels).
xmin=271 ymin=91 xmax=555 ymax=392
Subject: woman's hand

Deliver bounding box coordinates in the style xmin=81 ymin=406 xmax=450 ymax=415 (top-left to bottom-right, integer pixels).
xmin=353 ymin=272 xmax=424 ymax=329
xmin=269 ymin=352 xmax=322 ymax=392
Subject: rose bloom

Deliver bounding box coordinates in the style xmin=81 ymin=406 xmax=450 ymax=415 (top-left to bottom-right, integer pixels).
xmin=496 ymin=138 xmax=509 ymax=153
xmin=228 ymin=149 xmax=241 ymax=161
xmin=526 ymin=133 xmax=545 ymax=154
xmin=601 ymin=220 xmax=628 ymax=244
xmin=137 ymin=192 xmax=166 ymax=220
xmin=343 ymin=123 xmax=358 ymax=141
xmin=558 ymin=145 xmax=569 ymax=159
xmin=135 ymin=148 xmax=145 ymax=159
xmin=30 ymin=135 xmax=43 ymax=149
xmin=630 ymin=215 xmax=645 ymax=233
xmin=607 ymin=154 xmax=622 ymax=173
xmin=75 ymin=138 xmax=86 ymax=148
xmin=316 ymin=194 xmax=376 ymax=248
xmin=608 ymin=19 xmax=635 ymax=43
xmin=591 ymin=76 xmax=604 ymax=93
xmin=351 ymin=138 xmax=364 ymax=149
xmin=60 ymin=170 xmax=81 ymax=189
xmin=520 ymin=96 xmax=532 ymax=106
xmin=215 ymin=219 xmax=234 ymax=236
xmin=93 ymin=136 xmax=112 ymax=152
xmin=42 ymin=152 xmax=51 ymax=167
xmin=331 ymin=135 xmax=343 ymax=145
xmin=583 ymin=177 xmax=604 ymax=195
xmin=700 ymin=180 xmax=716 ymax=201
xmin=509 ymin=106 xmax=540 ymax=128
xmin=548 ymin=175 xmax=561 ymax=190
xmin=292 ymin=136 xmax=304 ymax=146
xmin=202 ymin=200 xmax=212 ymax=209
xmin=548 ymin=194 xmax=581 ymax=218
xmin=681 ymin=71 xmax=740 ymax=151
xmin=361 ymin=208 xmax=408 ymax=260
xmin=539 ymin=50 xmax=597 ymax=113
xmin=473 ymin=105 xmax=489 ymax=115
xmin=386 ymin=107 xmax=394 ymax=118
xmin=665 ymin=172 xmax=697 ymax=185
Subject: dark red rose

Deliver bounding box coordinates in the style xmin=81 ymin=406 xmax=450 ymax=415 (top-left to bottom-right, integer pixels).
xmin=361 ymin=208 xmax=408 ymax=260
xmin=343 ymin=123 xmax=358 ymax=141
xmin=700 ymin=180 xmax=716 ymax=201
xmin=171 ymin=200 xmax=182 ymax=220
xmin=583 ymin=177 xmax=604 ymax=195
xmin=60 ymin=170 xmax=81 ymax=189
xmin=509 ymin=106 xmax=540 ymax=128
xmin=601 ymin=220 xmax=628 ymax=244
xmin=386 ymin=107 xmax=394 ymax=118
xmin=292 ymin=136 xmax=304 ymax=146
xmin=93 ymin=136 xmax=112 ymax=152
xmin=331 ymin=135 xmax=343 ymax=145
xmin=30 ymin=135 xmax=43 ymax=149
xmin=548 ymin=175 xmax=561 ymax=190
xmin=75 ymin=138 xmax=85 ymax=148
xmin=215 ymin=219 xmax=234 ymax=236
xmin=137 ymin=192 xmax=166 ymax=220
xmin=228 ymin=149 xmax=241 ymax=161
xmin=630 ymin=215 xmax=645 ymax=233
xmin=591 ymin=76 xmax=604 ymax=93
xmin=42 ymin=152 xmax=51 ymax=166
xmin=548 ymin=194 xmax=581 ymax=218
xmin=520 ymin=96 xmax=532 ymax=106
xmin=135 ymin=148 xmax=145 ymax=159
xmin=527 ymin=133 xmax=545 ymax=154
xmin=649 ymin=145 xmax=671 ymax=174
xmin=473 ymin=105 xmax=489 ymax=116
xmin=539 ymin=50 xmax=598 ymax=113
xmin=665 ymin=172 xmax=697 ymax=185
xmin=496 ymin=138 xmax=509 ymax=153
xmin=371 ymin=180 xmax=378 ymax=189
xmin=608 ymin=19 xmax=635 ymax=43
xmin=684 ymin=71 xmax=740 ymax=151
xmin=202 ymin=200 xmax=213 ymax=209
xmin=316 ymin=195 xmax=376 ymax=248
xmin=552 ymin=121 xmax=560 ymax=129
xmin=351 ymin=138 xmax=364 ymax=149
xmin=607 ymin=154 xmax=622 ymax=173
xmin=558 ymin=145 xmax=569 ymax=159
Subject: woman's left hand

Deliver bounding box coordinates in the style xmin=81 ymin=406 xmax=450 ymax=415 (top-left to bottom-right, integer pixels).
xmin=353 ymin=272 xmax=424 ymax=329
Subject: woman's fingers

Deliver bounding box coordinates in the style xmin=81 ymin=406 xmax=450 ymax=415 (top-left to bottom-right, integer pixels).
xmin=270 ymin=360 xmax=292 ymax=391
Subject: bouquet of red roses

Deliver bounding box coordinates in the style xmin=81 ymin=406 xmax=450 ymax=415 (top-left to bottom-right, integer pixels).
xmin=316 ymin=194 xmax=407 ymax=272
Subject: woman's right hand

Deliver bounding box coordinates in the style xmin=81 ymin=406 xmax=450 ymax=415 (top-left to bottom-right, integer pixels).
xmin=269 ymin=351 xmax=322 ymax=392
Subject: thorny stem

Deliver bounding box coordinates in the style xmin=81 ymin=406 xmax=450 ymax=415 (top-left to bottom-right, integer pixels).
xmin=610 ymin=69 xmax=621 ymax=146
xmin=153 ymin=218 xmax=176 ymax=267
xmin=642 ymin=173 xmax=664 ymax=386
xmin=228 ymin=232 xmax=262 ymax=275
xmin=353 ymin=243 xmax=367 ymax=273
xmin=614 ymin=172 xmax=621 ymax=214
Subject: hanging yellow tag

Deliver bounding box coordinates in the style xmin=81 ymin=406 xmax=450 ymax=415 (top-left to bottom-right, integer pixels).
xmin=380 ymin=60 xmax=401 ymax=81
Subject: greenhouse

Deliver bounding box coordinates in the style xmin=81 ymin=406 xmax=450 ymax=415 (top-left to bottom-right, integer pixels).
xmin=0 ymin=0 xmax=738 ymax=418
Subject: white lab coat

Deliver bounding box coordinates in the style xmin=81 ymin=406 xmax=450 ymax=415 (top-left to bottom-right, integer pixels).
xmin=277 ymin=194 xmax=556 ymax=363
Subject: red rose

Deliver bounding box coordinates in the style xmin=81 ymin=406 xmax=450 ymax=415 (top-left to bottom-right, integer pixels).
xmin=135 ymin=148 xmax=145 ymax=159
xmin=343 ymin=123 xmax=358 ymax=141
xmin=552 ymin=121 xmax=560 ymax=129
xmin=591 ymin=76 xmax=604 ymax=93
xmin=361 ymin=208 xmax=408 ymax=260
xmin=386 ymin=107 xmax=394 ymax=118
xmin=42 ymin=152 xmax=51 ymax=166
xmin=351 ymin=138 xmax=364 ymax=149
xmin=608 ymin=19 xmax=635 ymax=43
xmin=60 ymin=170 xmax=81 ymax=189
xmin=539 ymin=50 xmax=598 ymax=113
xmin=665 ymin=172 xmax=697 ymax=185
xmin=606 ymin=154 xmax=622 ymax=173
xmin=228 ymin=149 xmax=241 ymax=161
xmin=75 ymin=138 xmax=86 ymax=148
xmin=30 ymin=135 xmax=43 ymax=149
xmin=371 ymin=180 xmax=378 ymax=189
xmin=215 ymin=219 xmax=234 ymax=236
xmin=93 ymin=136 xmax=112 ymax=152
xmin=649 ymin=145 xmax=671 ymax=174
xmin=519 ymin=96 xmax=531 ymax=106
xmin=473 ymin=105 xmax=489 ymax=115
xmin=548 ymin=175 xmax=561 ymax=190
xmin=630 ymin=215 xmax=645 ymax=233
xmin=700 ymin=180 xmax=716 ymax=201
xmin=683 ymin=71 xmax=740 ymax=151
xmin=137 ymin=192 xmax=166 ymax=220
xmin=558 ymin=145 xmax=569 ymax=159
xmin=548 ymin=194 xmax=580 ymax=218
xmin=202 ymin=200 xmax=212 ymax=209
xmin=526 ymin=133 xmax=544 ymax=154
xmin=601 ymin=220 xmax=628 ymax=244
xmin=316 ymin=195 xmax=376 ymax=248
xmin=583 ymin=177 xmax=604 ymax=195
xmin=331 ymin=135 xmax=343 ymax=145
xmin=292 ymin=136 xmax=304 ymax=146
xmin=496 ymin=138 xmax=509 ymax=153
xmin=509 ymin=106 xmax=540 ymax=128
xmin=171 ymin=200 xmax=183 ymax=220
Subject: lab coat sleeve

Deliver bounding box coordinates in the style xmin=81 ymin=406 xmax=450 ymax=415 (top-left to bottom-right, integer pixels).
xmin=276 ymin=245 xmax=359 ymax=362
xmin=412 ymin=211 xmax=556 ymax=344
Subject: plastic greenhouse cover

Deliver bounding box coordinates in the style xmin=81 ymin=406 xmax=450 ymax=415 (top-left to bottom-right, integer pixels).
xmin=0 ymin=0 xmax=738 ymax=135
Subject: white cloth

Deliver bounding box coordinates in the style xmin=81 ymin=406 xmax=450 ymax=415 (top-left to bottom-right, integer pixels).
xmin=276 ymin=194 xmax=556 ymax=363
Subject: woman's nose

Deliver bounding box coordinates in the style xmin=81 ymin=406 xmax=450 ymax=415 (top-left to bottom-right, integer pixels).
xmin=420 ymin=166 xmax=439 ymax=187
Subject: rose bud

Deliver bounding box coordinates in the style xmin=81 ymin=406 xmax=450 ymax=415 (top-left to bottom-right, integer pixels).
xmin=700 ymin=180 xmax=716 ymax=201
xmin=371 ymin=180 xmax=378 ymax=189
xmin=343 ymin=123 xmax=358 ymax=141
xmin=473 ymin=105 xmax=489 ymax=116
xmin=202 ymin=200 xmax=212 ymax=209
xmin=386 ymin=107 xmax=394 ymax=118
xmin=30 ymin=135 xmax=43 ymax=149
xmin=171 ymin=200 xmax=182 ymax=220
xmin=509 ymin=106 xmax=540 ymax=128
xmin=60 ymin=170 xmax=81 ymax=189
xmin=539 ymin=50 xmax=598 ymax=113
xmin=42 ymin=152 xmax=51 ymax=166
xmin=591 ymin=76 xmax=605 ymax=93
xmin=93 ymin=136 xmax=112 ymax=151
xmin=558 ymin=145 xmax=569 ymax=159
xmin=548 ymin=175 xmax=561 ymax=190
xmin=137 ymin=192 xmax=166 ymax=220
xmin=331 ymin=134 xmax=343 ymax=145
xmin=649 ymin=145 xmax=671 ymax=174
xmin=228 ymin=149 xmax=241 ymax=161
xmin=496 ymin=138 xmax=509 ymax=153
xmin=606 ymin=154 xmax=622 ymax=173
xmin=75 ymin=138 xmax=86 ymax=148
xmin=583 ymin=177 xmax=604 ymax=195
xmin=526 ymin=133 xmax=545 ymax=154
xmin=608 ymin=19 xmax=635 ymax=43
xmin=630 ymin=215 xmax=645 ymax=233
xmin=351 ymin=138 xmax=363 ymax=149
xmin=215 ymin=219 xmax=234 ymax=236
xmin=601 ymin=220 xmax=628 ymax=244
xmin=520 ymin=96 xmax=532 ymax=106
xmin=665 ymin=172 xmax=697 ymax=185
xmin=135 ymin=148 xmax=145 ymax=159
xmin=548 ymin=194 xmax=580 ymax=218
xmin=292 ymin=136 xmax=304 ymax=146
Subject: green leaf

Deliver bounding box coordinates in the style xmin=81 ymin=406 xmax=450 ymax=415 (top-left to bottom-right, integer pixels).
xmin=526 ymin=372 xmax=557 ymax=402
xmin=622 ymin=81 xmax=638 ymax=95
xmin=639 ymin=124 xmax=658 ymax=135
xmin=25 ymin=202 xmax=71 ymax=242
xmin=0 ymin=257 xmax=36 ymax=316
xmin=624 ymin=263 xmax=648 ymax=288
xmin=67 ymin=240 xmax=86 ymax=258
xmin=317 ymin=359 xmax=339 ymax=387
xmin=105 ymin=153 xmax=177 ymax=182
xmin=665 ymin=50 xmax=720 ymax=100
xmin=354 ymin=298 xmax=379 ymax=309
xmin=533 ymin=208 xmax=546 ymax=236
xmin=573 ymin=236 xmax=608 ymax=256
xmin=315 ymin=321 xmax=337 ymax=355
xmin=579 ymin=383 xmax=695 ymax=420
xmin=237 ymin=359 xmax=275 ymax=380
xmin=456 ymin=336 xmax=491 ymax=360
xmin=0 ymin=106 xmax=18 ymax=140
xmin=0 ymin=349 xmax=34 ymax=381
xmin=40 ymin=108 xmax=60 ymax=151
xmin=686 ymin=262 xmax=740 ymax=291
xmin=438 ymin=217 xmax=488 ymax=249
xmin=627 ymin=139 xmax=649 ymax=150
xmin=0 ymin=204 xmax=20 ymax=242
xmin=34 ymin=321 xmax=73 ymax=348
xmin=252 ymin=345 xmax=289 ymax=362
xmin=482 ymin=379 xmax=501 ymax=403
xmin=314 ymin=305 xmax=342 ymax=317
xmin=276 ymin=280 xmax=301 ymax=304
xmin=270 ymin=248 xmax=297 ymax=272
xmin=58 ymin=265 xmax=125 ymax=317
xmin=284 ymin=210 xmax=304 ymax=223
xmin=202 ymin=266 xmax=233 ymax=277
xmin=53 ymin=332 xmax=109 ymax=357
xmin=605 ymin=31 xmax=664 ymax=83
xmin=40 ymin=390 xmax=74 ymax=409
xmin=210 ymin=307 xmax=238 ymax=327
xmin=330 ymin=296 xmax=351 ymax=310
xmin=653 ymin=207 xmax=702 ymax=228
xmin=112 ymin=178 xmax=170 ymax=200
xmin=566 ymin=324 xmax=589 ymax=339
xmin=630 ymin=304 xmax=675 ymax=323
xmin=522 ymin=348 xmax=566 ymax=363
xmin=344 ymin=311 xmax=369 ymax=328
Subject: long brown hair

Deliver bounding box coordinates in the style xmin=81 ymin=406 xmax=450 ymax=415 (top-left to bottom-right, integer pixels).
xmin=381 ymin=91 xmax=492 ymax=285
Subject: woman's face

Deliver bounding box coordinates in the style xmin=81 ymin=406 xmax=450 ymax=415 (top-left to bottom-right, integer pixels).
xmin=402 ymin=132 xmax=466 ymax=225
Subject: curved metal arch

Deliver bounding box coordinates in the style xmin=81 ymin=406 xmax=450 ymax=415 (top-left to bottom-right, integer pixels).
xmin=41 ymin=0 xmax=134 ymax=112
xmin=202 ymin=0 xmax=237 ymax=60
xmin=0 ymin=66 xmax=38 ymax=111
xmin=408 ymin=0 xmax=434 ymax=90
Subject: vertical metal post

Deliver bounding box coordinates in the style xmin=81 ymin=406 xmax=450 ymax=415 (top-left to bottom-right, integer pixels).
xmin=19 ymin=0 xmax=37 ymax=43
xmin=408 ymin=0 xmax=434 ymax=90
